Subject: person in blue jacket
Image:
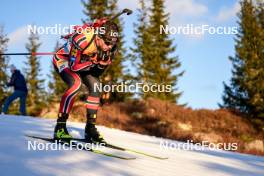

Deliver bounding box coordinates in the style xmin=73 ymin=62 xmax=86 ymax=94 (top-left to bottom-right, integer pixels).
xmin=2 ymin=65 xmax=28 ymax=115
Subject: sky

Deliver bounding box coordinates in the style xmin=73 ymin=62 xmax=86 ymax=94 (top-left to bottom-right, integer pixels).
xmin=0 ymin=0 xmax=241 ymax=109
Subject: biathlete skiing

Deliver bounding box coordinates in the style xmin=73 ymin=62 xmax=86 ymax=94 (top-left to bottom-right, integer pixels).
xmin=53 ymin=9 xmax=132 ymax=143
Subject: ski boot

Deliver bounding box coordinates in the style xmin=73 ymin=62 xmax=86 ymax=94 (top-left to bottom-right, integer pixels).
xmin=84 ymin=114 xmax=106 ymax=144
xmin=54 ymin=113 xmax=72 ymax=143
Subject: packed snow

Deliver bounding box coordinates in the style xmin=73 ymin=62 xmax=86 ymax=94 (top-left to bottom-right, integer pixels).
xmin=0 ymin=114 xmax=263 ymax=176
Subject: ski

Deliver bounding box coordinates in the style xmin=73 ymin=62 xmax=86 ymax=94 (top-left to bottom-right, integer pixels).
xmin=72 ymin=138 xmax=168 ymax=160
xmin=25 ymin=135 xmax=136 ymax=160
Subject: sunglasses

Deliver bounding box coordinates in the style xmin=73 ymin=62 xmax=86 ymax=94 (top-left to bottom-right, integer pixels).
xmin=104 ymin=38 xmax=117 ymax=46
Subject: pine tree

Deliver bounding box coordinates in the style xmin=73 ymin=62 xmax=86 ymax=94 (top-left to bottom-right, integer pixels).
xmin=221 ymin=0 xmax=264 ymax=128
xmin=0 ymin=26 xmax=9 ymax=100
xmin=24 ymin=32 xmax=45 ymax=115
xmin=255 ymin=1 xmax=264 ymax=127
xmin=258 ymin=1 xmax=264 ymax=28
xmin=48 ymin=41 xmax=67 ymax=102
xmin=136 ymin=0 xmax=183 ymax=102
xmin=130 ymin=0 xmax=148 ymax=62
xmin=130 ymin=0 xmax=151 ymax=90
xmin=81 ymin=0 xmax=108 ymax=22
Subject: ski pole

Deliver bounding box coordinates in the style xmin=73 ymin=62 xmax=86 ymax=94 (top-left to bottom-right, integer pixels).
xmin=0 ymin=52 xmax=68 ymax=56
xmin=110 ymin=8 xmax=133 ymax=21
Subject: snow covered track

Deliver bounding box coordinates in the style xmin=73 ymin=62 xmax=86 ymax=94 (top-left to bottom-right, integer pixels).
xmin=0 ymin=115 xmax=263 ymax=176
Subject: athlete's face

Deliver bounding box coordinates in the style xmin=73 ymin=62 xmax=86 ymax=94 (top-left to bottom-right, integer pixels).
xmin=96 ymin=36 xmax=114 ymax=51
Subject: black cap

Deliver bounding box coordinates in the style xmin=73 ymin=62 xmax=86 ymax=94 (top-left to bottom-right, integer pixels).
xmin=99 ymin=21 xmax=119 ymax=45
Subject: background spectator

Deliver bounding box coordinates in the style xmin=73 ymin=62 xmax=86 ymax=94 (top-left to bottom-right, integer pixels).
xmin=2 ymin=65 xmax=28 ymax=115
